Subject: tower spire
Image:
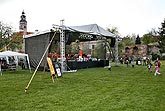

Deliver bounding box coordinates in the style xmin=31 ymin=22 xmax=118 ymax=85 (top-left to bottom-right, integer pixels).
xmin=19 ymin=10 xmax=27 ymax=32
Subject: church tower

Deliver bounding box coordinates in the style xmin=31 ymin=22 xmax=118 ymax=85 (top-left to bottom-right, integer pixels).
xmin=19 ymin=10 xmax=27 ymax=33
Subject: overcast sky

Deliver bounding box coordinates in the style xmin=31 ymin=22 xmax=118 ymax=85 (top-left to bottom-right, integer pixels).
xmin=0 ymin=0 xmax=164 ymax=37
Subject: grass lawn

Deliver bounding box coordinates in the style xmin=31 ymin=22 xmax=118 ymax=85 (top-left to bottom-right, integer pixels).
xmin=0 ymin=61 xmax=165 ymax=111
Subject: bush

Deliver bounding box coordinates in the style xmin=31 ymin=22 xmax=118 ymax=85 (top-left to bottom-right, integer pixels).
xmin=152 ymin=53 xmax=160 ymax=60
xmin=160 ymin=55 xmax=165 ymax=60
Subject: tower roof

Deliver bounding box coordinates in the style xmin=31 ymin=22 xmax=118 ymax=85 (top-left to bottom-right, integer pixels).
xmin=22 ymin=10 xmax=25 ymax=15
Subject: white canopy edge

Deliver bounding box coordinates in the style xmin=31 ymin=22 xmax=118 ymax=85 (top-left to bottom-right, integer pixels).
xmin=0 ymin=51 xmax=31 ymax=72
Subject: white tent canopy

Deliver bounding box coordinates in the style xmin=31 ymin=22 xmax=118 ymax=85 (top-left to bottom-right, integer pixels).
xmin=0 ymin=51 xmax=31 ymax=72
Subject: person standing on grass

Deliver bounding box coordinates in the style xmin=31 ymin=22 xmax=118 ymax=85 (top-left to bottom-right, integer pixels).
xmin=154 ymin=64 xmax=161 ymax=76
xmin=147 ymin=62 xmax=151 ymax=72
xmin=126 ymin=59 xmax=129 ymax=67
xmin=154 ymin=58 xmax=158 ymax=65
xmin=131 ymin=59 xmax=135 ymax=68
xmin=158 ymin=60 xmax=161 ymax=68
xmin=143 ymin=56 xmax=147 ymax=66
xmin=147 ymin=58 xmax=152 ymax=72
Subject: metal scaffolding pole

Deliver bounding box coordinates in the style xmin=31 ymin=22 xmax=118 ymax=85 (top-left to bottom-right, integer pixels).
xmin=52 ymin=20 xmax=77 ymax=73
xmin=60 ymin=20 xmax=66 ymax=73
xmin=115 ymin=36 xmax=119 ymax=66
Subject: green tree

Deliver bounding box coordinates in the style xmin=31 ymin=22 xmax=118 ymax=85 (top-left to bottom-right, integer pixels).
xmin=106 ymin=26 xmax=119 ymax=60
xmin=135 ymin=35 xmax=141 ymax=44
xmin=0 ymin=21 xmax=23 ymax=51
xmin=158 ymin=18 xmax=165 ymax=53
xmin=122 ymin=35 xmax=135 ymax=46
xmin=8 ymin=32 xmax=23 ymax=51
xmin=141 ymin=33 xmax=154 ymax=44
xmin=117 ymin=34 xmax=136 ymax=56
xmin=107 ymin=26 xmax=118 ymax=34
xmin=0 ymin=21 xmax=13 ymax=51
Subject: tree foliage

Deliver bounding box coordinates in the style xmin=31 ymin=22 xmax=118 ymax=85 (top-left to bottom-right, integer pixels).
xmin=107 ymin=26 xmax=118 ymax=35
xmin=106 ymin=26 xmax=119 ymax=59
xmin=158 ymin=18 xmax=165 ymax=53
xmin=141 ymin=28 xmax=159 ymax=45
xmin=141 ymin=33 xmax=154 ymax=44
xmin=0 ymin=21 xmax=13 ymax=51
xmin=0 ymin=21 xmax=22 ymax=51
xmin=135 ymin=35 xmax=141 ymax=44
xmin=8 ymin=32 xmax=23 ymax=50
xmin=122 ymin=34 xmax=135 ymax=46
xmin=0 ymin=22 xmax=13 ymax=38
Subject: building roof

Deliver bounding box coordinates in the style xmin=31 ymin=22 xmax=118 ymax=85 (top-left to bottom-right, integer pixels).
xmin=148 ymin=42 xmax=159 ymax=46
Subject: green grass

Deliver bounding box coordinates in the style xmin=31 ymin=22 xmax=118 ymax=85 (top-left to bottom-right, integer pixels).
xmin=0 ymin=61 xmax=165 ymax=111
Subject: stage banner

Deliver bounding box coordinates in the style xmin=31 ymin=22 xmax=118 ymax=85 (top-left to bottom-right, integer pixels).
xmin=56 ymin=68 xmax=62 ymax=77
xmin=46 ymin=57 xmax=55 ymax=76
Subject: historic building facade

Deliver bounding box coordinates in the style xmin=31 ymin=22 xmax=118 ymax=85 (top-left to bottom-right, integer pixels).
xmin=121 ymin=44 xmax=147 ymax=56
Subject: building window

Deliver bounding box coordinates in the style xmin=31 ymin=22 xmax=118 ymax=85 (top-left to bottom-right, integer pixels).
xmin=125 ymin=47 xmax=130 ymax=53
xmin=92 ymin=45 xmax=95 ymax=49
xmin=133 ymin=46 xmax=138 ymax=54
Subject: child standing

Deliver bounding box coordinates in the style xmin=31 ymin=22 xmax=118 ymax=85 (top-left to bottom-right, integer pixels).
xmin=125 ymin=59 xmax=129 ymax=67
xmin=131 ymin=60 xmax=135 ymax=68
xmin=147 ymin=63 xmax=151 ymax=72
xmin=158 ymin=60 xmax=161 ymax=68
xmin=154 ymin=64 xmax=161 ymax=76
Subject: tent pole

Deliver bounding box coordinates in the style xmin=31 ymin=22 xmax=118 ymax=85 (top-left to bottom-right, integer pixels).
xmin=0 ymin=64 xmax=2 ymax=76
xmin=26 ymin=55 xmax=31 ymax=73
xmin=115 ymin=35 xmax=119 ymax=66
xmin=41 ymin=62 xmax=47 ymax=80
xmin=24 ymin=31 xmax=56 ymax=93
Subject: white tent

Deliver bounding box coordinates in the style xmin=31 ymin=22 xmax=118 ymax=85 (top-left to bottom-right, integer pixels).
xmin=0 ymin=51 xmax=31 ymax=72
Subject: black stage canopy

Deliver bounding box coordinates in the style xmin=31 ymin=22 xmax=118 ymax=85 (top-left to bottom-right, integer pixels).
xmin=25 ymin=24 xmax=116 ymax=69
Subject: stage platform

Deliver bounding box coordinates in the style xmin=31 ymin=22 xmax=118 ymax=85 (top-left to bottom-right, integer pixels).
xmin=66 ymin=59 xmax=109 ymax=70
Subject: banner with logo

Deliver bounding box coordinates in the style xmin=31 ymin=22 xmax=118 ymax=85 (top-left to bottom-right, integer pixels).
xmin=46 ymin=57 xmax=55 ymax=76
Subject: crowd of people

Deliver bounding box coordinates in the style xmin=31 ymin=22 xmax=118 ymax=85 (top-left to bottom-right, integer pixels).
xmin=0 ymin=57 xmax=26 ymax=70
xmin=119 ymin=56 xmax=161 ymax=76
xmin=0 ymin=58 xmax=8 ymax=69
